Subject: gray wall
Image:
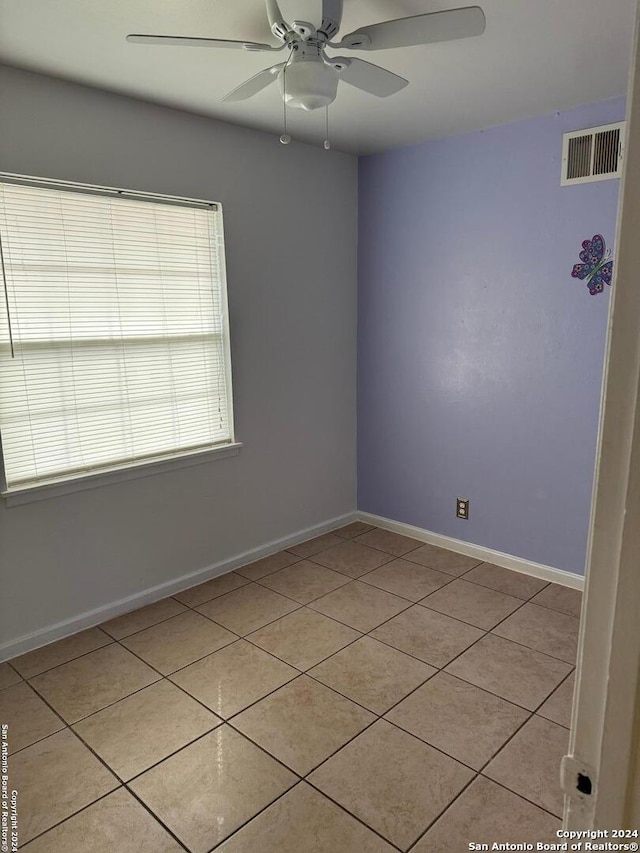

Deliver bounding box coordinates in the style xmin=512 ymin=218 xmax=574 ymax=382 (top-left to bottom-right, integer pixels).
xmin=0 ymin=66 xmax=358 ymax=651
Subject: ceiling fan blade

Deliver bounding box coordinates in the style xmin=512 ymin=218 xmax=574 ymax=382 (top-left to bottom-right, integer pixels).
xmin=266 ymin=0 xmax=290 ymax=40
xmin=126 ymin=34 xmax=278 ymax=52
xmin=336 ymin=6 xmax=486 ymax=51
xmin=320 ymin=0 xmax=344 ymax=39
xmin=222 ymin=64 xmax=285 ymax=102
xmin=333 ymin=57 xmax=408 ymax=97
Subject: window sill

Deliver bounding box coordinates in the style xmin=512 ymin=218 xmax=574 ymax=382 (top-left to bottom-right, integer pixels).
xmin=1 ymin=442 xmax=243 ymax=507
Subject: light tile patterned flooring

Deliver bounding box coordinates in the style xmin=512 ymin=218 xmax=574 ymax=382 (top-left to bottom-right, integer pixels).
xmin=0 ymin=522 xmax=582 ymax=852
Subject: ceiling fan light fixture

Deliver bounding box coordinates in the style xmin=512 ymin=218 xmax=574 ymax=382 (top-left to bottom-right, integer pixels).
xmin=278 ymin=59 xmax=339 ymax=111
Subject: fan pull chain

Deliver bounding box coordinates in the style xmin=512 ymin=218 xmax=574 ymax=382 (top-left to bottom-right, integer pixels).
xmin=280 ymin=62 xmax=291 ymax=145
xmin=324 ymin=105 xmax=331 ymax=150
xmin=0 ymin=231 xmax=15 ymax=358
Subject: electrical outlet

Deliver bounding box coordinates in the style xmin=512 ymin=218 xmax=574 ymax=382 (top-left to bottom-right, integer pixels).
xmin=456 ymin=498 xmax=469 ymax=519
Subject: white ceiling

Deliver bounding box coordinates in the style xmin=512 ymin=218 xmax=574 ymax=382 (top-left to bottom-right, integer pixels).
xmin=0 ymin=0 xmax=636 ymax=154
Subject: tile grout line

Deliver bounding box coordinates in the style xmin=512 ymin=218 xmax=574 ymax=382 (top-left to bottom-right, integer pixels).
xmin=123 ymin=736 xmax=305 ymax=853
xmin=122 ymin=785 xmax=193 ymax=853
xmin=100 ymin=598 xmax=202 ymax=641
xmin=10 ymin=629 xmax=116 ymax=679
xmin=476 ymin=773 xmax=565 ymax=820
xmin=404 ymin=768 xmax=563 ymax=853
xmin=291 ymin=779 xmax=408 ymax=853
xmin=2 ymin=661 xmax=24 ymax=683
xmin=10 ymin=679 xmax=201 ymax=852
xmin=486 ymin=624 xmax=576 ymax=666
xmin=120 ymin=720 xmax=298 ymax=787
xmin=7 ymin=682 xmax=73 ymax=758
xmin=208 ymin=775 xmax=407 ymax=853
xmin=306 ymin=589 xmax=417 ymax=632
xmin=17 ymin=786 xmax=137 ymax=851
xmin=234 ymin=559 xmax=301 ymax=582
xmin=200 ymin=781 xmax=308 ymax=853
xmin=403 ymin=772 xmax=482 ymax=851
xmin=535 ymin=667 xmax=575 ymax=729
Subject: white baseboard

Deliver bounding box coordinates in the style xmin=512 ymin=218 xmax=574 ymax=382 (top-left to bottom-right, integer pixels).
xmin=0 ymin=511 xmax=358 ymax=663
xmin=2 ymin=509 xmax=582 ymax=663
xmin=357 ymin=512 xmax=585 ymax=591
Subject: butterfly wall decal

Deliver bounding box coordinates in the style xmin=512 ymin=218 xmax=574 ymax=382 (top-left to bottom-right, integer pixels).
xmin=571 ymin=234 xmax=613 ymax=295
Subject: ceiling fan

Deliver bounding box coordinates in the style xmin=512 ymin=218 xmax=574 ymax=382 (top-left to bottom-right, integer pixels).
xmin=127 ymin=1 xmax=486 ymax=114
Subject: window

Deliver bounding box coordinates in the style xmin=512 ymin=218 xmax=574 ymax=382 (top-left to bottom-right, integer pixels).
xmin=0 ymin=176 xmax=235 ymax=495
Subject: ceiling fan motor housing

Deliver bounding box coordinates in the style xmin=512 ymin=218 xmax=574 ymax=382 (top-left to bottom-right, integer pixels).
xmin=278 ymin=49 xmax=339 ymax=111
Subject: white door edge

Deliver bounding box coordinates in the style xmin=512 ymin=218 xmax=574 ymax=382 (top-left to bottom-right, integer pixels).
xmin=566 ymin=0 xmax=640 ymax=829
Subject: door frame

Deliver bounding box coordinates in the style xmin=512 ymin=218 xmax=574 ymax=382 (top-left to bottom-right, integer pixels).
xmin=566 ymin=0 xmax=640 ymax=828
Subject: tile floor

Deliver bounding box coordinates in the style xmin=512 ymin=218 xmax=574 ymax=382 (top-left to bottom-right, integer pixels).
xmin=0 ymin=522 xmax=582 ymax=852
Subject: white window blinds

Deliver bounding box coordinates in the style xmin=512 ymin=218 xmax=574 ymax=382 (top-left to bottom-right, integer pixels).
xmin=0 ymin=178 xmax=234 ymax=491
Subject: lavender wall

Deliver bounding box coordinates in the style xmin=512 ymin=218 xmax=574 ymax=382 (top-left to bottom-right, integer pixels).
xmin=358 ymin=99 xmax=624 ymax=576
